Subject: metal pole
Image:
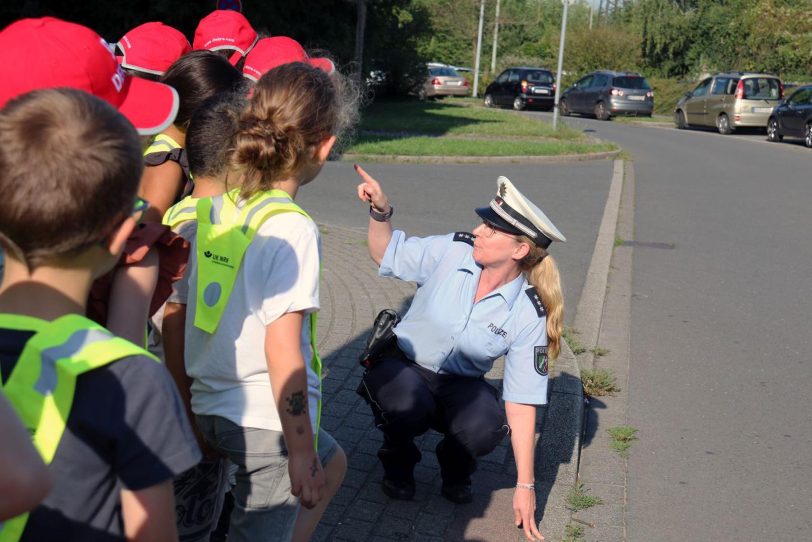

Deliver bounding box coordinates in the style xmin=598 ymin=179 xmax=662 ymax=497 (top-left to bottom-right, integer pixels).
xmin=473 ymin=0 xmax=486 ymax=98
xmin=552 ymin=0 xmax=570 ymax=131
xmin=491 ymin=0 xmax=501 ymax=73
xmin=589 ymin=5 xmax=593 ymax=30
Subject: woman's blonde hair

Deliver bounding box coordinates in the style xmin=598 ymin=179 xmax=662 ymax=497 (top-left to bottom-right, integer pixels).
xmin=230 ymin=62 xmax=357 ymax=199
xmin=518 ymin=238 xmax=563 ymax=360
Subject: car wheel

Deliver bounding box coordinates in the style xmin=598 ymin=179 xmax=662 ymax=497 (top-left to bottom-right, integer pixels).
xmin=675 ymin=110 xmax=687 ymax=129
xmin=513 ymin=96 xmax=525 ymax=111
xmin=595 ymin=101 xmax=610 ymax=121
xmin=766 ymin=118 xmax=782 ymax=142
xmin=484 ymin=94 xmax=495 ymax=108
xmin=805 ymin=124 xmax=812 ymax=148
xmin=716 ymin=113 xmax=732 ymax=135
xmin=560 ymin=98 xmax=571 ymax=117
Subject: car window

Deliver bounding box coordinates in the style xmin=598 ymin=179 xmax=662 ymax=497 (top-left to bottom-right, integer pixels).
xmin=592 ymin=74 xmax=609 ymax=87
xmin=525 ymin=70 xmax=554 ymax=84
xmin=789 ymin=87 xmax=812 ymax=105
xmin=429 ymin=67 xmax=460 ymax=77
xmin=692 ymin=78 xmax=711 ymax=98
xmin=711 ymin=77 xmax=731 ymax=95
xmin=612 ymin=76 xmax=650 ymax=90
xmin=577 ymin=75 xmax=594 ymax=88
xmin=508 ymin=71 xmax=521 ymax=83
xmin=496 ymin=71 xmax=509 ymax=83
xmin=742 ymin=77 xmax=781 ymax=99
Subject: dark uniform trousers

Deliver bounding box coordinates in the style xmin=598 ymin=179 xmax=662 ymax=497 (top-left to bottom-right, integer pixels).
xmin=358 ymin=346 xmax=510 ymax=485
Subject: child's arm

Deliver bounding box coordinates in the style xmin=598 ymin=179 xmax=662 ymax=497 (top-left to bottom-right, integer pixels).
xmin=138 ymin=161 xmax=184 ymax=224
xmin=107 ymin=248 xmax=159 ymax=345
xmin=121 ymin=481 xmax=178 ymax=542
xmin=0 ymin=392 xmax=52 ymax=520
xmin=264 ymin=310 xmax=326 ymax=509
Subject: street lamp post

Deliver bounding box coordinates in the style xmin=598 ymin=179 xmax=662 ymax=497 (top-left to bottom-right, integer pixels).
xmin=472 ymin=0 xmax=486 ymax=98
xmin=552 ymin=0 xmax=573 ymax=130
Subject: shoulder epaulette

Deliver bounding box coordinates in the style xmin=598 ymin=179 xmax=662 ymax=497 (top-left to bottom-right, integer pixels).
xmin=453 ymin=232 xmax=475 ymax=246
xmin=525 ymin=287 xmax=546 ymax=318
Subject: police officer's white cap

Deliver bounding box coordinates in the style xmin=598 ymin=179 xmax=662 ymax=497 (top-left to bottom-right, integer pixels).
xmin=475 ymin=176 xmax=566 ymax=248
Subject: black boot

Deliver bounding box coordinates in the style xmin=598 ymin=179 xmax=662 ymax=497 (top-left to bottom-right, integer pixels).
xmin=436 ymin=439 xmax=475 ymax=504
xmin=378 ymin=435 xmax=421 ymax=500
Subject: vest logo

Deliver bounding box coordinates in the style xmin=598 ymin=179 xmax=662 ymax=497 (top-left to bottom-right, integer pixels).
xmin=204 ymin=250 xmax=234 ymax=268
xmin=487 ymin=322 xmax=507 ymax=338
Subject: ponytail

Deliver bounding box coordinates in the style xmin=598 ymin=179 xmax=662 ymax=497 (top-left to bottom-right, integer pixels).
xmin=518 ymin=240 xmax=563 ymax=360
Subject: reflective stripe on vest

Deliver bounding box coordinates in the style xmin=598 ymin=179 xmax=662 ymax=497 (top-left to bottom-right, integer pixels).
xmin=144 ymin=133 xmax=181 ymax=156
xmin=193 ymin=189 xmax=323 ymax=443
xmin=0 ymin=314 xmax=157 ymax=542
xmin=163 ymin=195 xmax=199 ymax=229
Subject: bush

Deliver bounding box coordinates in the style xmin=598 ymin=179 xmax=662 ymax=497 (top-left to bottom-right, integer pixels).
xmin=649 ymin=77 xmax=695 ymax=115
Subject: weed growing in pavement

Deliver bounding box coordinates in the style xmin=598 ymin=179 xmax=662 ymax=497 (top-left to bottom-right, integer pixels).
xmin=591 ymin=346 xmax=610 ymax=357
xmin=614 ymin=234 xmax=624 ymax=247
xmin=608 ymin=426 xmax=638 ymax=457
xmin=563 ymin=326 xmax=586 ymax=355
xmin=581 ymin=368 xmax=620 ymax=397
xmin=566 ymin=482 xmax=604 ymax=511
xmin=563 ymin=523 xmax=586 ymax=542
xmin=318 ymin=225 xmax=330 ymax=235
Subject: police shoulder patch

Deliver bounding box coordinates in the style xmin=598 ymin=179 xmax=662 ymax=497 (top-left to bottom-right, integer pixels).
xmin=525 ymin=287 xmax=546 ymax=318
xmin=534 ymin=346 xmax=549 ymax=376
xmin=453 ymin=232 xmax=475 ymax=246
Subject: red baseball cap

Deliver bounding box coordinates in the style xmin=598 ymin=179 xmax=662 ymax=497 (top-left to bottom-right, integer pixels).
xmin=118 ymin=22 xmax=192 ymax=76
xmin=242 ymin=37 xmax=335 ymax=82
xmin=0 ymin=17 xmax=179 ymax=136
xmin=193 ymin=10 xmax=258 ymax=66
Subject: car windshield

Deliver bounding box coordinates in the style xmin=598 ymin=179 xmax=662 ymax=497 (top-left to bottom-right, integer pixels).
xmin=612 ymin=76 xmax=651 ymax=90
xmin=526 ymin=71 xmax=554 ymax=84
xmin=742 ymin=77 xmax=781 ymax=100
xmin=429 ymin=67 xmax=460 ymax=77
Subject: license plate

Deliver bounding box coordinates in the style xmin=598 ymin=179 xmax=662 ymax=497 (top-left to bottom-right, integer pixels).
xmin=628 ymin=95 xmax=645 ymax=101
xmin=751 ymin=107 xmax=772 ymax=113
xmin=533 ymin=88 xmax=550 ymax=95
xmin=449 ymin=81 xmax=461 ymax=86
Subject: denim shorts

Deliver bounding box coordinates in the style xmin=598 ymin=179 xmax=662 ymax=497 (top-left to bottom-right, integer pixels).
xmin=196 ymin=415 xmax=338 ymax=542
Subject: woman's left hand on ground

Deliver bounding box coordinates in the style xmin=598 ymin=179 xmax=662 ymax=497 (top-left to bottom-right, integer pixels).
xmin=513 ymin=487 xmax=544 ymax=541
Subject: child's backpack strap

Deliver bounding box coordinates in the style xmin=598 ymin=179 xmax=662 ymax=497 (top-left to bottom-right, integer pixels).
xmin=0 ymin=314 xmax=156 ymax=542
xmin=143 ymin=133 xmax=194 ymax=197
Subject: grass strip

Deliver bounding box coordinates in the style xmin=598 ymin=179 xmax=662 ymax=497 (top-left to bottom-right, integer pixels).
xmin=345 ymin=136 xmax=614 ymax=157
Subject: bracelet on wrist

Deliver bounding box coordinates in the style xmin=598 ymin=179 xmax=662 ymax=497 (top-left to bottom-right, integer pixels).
xmin=369 ymin=204 xmax=394 ymax=222
xmin=515 ymin=482 xmax=535 ymax=490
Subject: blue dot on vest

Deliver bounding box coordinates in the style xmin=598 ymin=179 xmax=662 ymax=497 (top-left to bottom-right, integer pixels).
xmin=204 ymin=282 xmax=222 ymax=307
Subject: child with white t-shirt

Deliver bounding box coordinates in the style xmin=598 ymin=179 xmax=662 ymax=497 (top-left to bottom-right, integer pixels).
xmin=183 ymin=62 xmax=355 ymax=542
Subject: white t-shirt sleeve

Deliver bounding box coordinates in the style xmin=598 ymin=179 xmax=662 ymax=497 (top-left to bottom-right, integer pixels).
xmin=251 ymin=212 xmax=321 ymax=326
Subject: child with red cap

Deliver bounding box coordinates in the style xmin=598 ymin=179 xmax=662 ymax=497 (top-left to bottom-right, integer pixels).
xmin=117 ymin=21 xmax=192 ymax=81
xmin=193 ymin=9 xmax=258 ymax=68
xmin=242 ymin=36 xmax=335 ymax=83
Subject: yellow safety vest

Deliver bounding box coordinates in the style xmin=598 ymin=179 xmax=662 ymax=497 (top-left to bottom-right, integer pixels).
xmin=193 ymin=189 xmax=323 ymax=441
xmin=144 ymin=133 xmax=193 ymax=198
xmin=163 ymin=195 xmax=199 ymax=229
xmin=0 ymin=313 xmax=157 ymax=542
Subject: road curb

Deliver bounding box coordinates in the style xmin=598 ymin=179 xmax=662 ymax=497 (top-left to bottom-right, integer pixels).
xmin=340 ymin=149 xmax=621 ymax=165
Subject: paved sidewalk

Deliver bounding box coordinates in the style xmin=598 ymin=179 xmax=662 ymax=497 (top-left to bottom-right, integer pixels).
xmin=313 ymin=224 xmax=579 ymax=542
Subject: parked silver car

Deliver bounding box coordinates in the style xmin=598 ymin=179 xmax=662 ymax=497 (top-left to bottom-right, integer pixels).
xmin=674 ymin=72 xmax=783 ymax=134
xmin=419 ymin=63 xmax=470 ymax=100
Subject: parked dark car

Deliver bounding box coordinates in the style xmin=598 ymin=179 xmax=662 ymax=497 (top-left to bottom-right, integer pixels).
xmin=767 ymin=84 xmax=812 ymax=147
xmin=560 ymin=70 xmax=654 ymax=120
xmin=483 ymin=67 xmax=556 ymax=111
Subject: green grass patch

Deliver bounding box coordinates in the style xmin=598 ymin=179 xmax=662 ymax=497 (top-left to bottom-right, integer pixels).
xmin=563 ymin=326 xmax=586 ymax=355
xmin=360 ymin=98 xmax=582 ymax=139
xmin=608 ymin=426 xmax=638 ymax=457
xmin=591 ymin=346 xmax=610 ymax=358
xmin=563 ymin=523 xmax=586 ymax=542
xmin=566 ymin=483 xmax=604 ymax=512
xmin=581 ymin=368 xmax=620 ymax=397
xmin=614 ymin=234 xmax=624 ymax=247
xmin=345 ymin=135 xmax=615 ymax=157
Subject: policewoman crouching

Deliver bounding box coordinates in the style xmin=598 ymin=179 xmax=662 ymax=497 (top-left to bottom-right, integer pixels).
xmin=354 ymin=165 xmax=565 ymax=541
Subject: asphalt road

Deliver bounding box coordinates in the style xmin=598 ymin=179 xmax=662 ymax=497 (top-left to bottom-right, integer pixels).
xmin=527 ymin=110 xmax=812 ymax=541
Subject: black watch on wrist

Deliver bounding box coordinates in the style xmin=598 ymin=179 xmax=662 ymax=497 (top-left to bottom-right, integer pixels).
xmin=369 ymin=204 xmax=394 ymax=222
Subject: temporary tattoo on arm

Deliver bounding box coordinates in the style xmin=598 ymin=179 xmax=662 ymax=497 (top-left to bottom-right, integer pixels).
xmin=296 ymin=425 xmax=305 ymax=435
xmin=285 ymin=391 xmax=306 ymax=416
xmin=310 ymin=458 xmax=318 ymax=477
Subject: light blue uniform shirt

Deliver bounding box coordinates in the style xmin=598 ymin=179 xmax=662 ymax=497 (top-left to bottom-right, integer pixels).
xmin=380 ymin=230 xmax=550 ymax=405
